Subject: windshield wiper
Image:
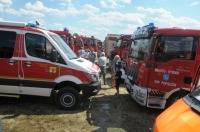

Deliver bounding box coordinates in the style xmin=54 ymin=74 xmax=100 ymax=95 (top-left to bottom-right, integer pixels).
xmin=187 ymin=94 xmax=200 ymax=114
xmin=70 ymin=57 xmax=78 ymax=60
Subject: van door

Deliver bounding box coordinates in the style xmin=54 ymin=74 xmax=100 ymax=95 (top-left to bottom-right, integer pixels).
xmin=20 ymin=33 xmax=60 ymax=97
xmin=0 ymin=30 xmax=20 ymax=94
xmin=148 ymin=36 xmax=197 ymax=93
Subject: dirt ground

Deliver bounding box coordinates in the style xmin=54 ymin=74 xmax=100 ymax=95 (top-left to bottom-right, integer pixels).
xmin=0 ymin=72 xmax=163 ymax=132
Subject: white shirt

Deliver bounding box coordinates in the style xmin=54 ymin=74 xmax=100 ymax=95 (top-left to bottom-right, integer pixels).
xmin=98 ymin=56 xmax=107 ymax=66
xmin=79 ymin=49 xmax=85 ymax=58
xmin=120 ymin=68 xmax=126 ymax=79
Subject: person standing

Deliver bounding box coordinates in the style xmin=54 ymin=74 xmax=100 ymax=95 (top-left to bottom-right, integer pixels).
xmin=114 ymin=64 xmax=123 ymax=97
xmin=120 ymin=65 xmax=126 ymax=84
xmin=111 ymin=55 xmax=121 ymax=88
xmin=98 ymin=52 xmax=107 ymax=85
xmin=78 ymin=47 xmax=85 ymax=58
xmin=97 ymin=49 xmax=103 ymax=58
xmin=89 ymin=47 xmax=97 ymax=63
xmin=84 ymin=48 xmax=90 ymax=60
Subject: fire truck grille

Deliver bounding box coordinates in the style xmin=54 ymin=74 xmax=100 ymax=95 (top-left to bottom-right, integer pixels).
xmin=130 ymin=67 xmax=139 ymax=81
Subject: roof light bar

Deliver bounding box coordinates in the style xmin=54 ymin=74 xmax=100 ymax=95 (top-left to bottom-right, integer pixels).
xmin=0 ymin=21 xmax=26 ymax=27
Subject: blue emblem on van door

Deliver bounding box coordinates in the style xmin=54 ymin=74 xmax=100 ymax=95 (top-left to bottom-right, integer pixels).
xmin=163 ymin=74 xmax=169 ymax=81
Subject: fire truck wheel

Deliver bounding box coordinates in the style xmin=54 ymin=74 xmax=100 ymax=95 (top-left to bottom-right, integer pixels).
xmin=166 ymin=92 xmax=179 ymax=108
xmin=55 ymin=87 xmax=80 ymax=110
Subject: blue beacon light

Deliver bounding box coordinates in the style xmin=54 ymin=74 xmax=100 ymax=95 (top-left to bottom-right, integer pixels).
xmin=27 ymin=23 xmax=38 ymax=28
xmin=64 ymin=27 xmax=69 ymax=32
xmin=149 ymin=22 xmax=154 ymax=27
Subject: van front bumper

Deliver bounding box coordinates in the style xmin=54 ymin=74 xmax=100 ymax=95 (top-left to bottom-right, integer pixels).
xmin=79 ymin=81 xmax=101 ymax=97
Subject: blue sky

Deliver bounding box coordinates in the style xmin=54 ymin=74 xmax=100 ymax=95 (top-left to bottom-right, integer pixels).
xmin=0 ymin=0 xmax=200 ymax=41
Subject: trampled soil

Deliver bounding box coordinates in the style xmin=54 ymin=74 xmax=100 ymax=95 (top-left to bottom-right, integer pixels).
xmin=0 ymin=72 xmax=163 ymax=132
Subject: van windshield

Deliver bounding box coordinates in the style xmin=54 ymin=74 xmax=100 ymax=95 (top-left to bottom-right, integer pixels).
xmin=50 ymin=34 xmax=78 ymax=60
xmin=183 ymin=86 xmax=200 ymax=114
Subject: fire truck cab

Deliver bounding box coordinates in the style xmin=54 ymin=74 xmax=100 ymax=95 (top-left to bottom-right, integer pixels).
xmin=50 ymin=29 xmax=75 ymax=51
xmin=126 ymin=23 xmax=200 ymax=109
xmin=73 ymin=36 xmax=84 ymax=56
xmin=0 ymin=21 xmax=101 ymax=110
xmin=80 ymin=36 xmax=98 ymax=52
xmin=115 ymin=34 xmax=132 ymax=60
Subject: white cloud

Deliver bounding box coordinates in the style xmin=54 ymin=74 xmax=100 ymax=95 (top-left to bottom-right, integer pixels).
xmin=0 ymin=4 xmax=4 ymax=11
xmin=81 ymin=4 xmax=99 ymax=15
xmin=100 ymin=0 xmax=117 ymax=8
xmin=100 ymin=0 xmax=131 ymax=8
xmin=119 ymin=0 xmax=131 ymax=4
xmin=96 ymin=27 xmax=110 ymax=33
xmin=136 ymin=6 xmax=200 ymax=28
xmin=80 ymin=11 xmax=145 ymax=27
xmin=25 ymin=1 xmax=66 ymax=17
xmin=0 ymin=0 xmax=12 ymax=5
xmin=0 ymin=0 xmax=12 ymax=12
xmin=188 ymin=2 xmax=200 ymax=6
xmin=83 ymin=4 xmax=99 ymax=13
xmin=20 ymin=9 xmax=45 ymax=18
xmin=5 ymin=8 xmax=19 ymax=15
xmin=59 ymin=0 xmax=73 ymax=7
xmin=121 ymin=24 xmax=138 ymax=34
xmin=3 ymin=7 xmax=44 ymax=19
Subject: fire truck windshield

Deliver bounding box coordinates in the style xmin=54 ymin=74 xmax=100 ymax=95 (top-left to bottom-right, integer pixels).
xmin=50 ymin=35 xmax=78 ymax=60
xmin=116 ymin=40 xmax=122 ymax=47
xmin=130 ymin=38 xmax=152 ymax=60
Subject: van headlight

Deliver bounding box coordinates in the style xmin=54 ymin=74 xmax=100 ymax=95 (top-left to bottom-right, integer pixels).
xmin=85 ymin=72 xmax=99 ymax=82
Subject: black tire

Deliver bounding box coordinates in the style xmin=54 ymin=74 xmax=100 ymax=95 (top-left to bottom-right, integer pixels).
xmin=165 ymin=92 xmax=179 ymax=108
xmin=55 ymin=87 xmax=80 ymax=110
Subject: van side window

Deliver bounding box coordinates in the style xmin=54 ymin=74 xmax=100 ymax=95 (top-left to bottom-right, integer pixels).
xmin=155 ymin=36 xmax=196 ymax=62
xmin=25 ymin=33 xmax=55 ymax=61
xmin=0 ymin=31 xmax=16 ymax=58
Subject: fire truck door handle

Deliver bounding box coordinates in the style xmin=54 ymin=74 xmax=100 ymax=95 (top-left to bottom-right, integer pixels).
xmin=8 ymin=60 xmax=16 ymax=65
xmin=24 ymin=62 xmax=32 ymax=67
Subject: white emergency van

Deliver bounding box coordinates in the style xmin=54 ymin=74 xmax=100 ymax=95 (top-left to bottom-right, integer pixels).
xmin=0 ymin=21 xmax=101 ymax=110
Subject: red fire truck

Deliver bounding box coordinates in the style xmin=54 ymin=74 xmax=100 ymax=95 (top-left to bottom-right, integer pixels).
xmin=125 ymin=23 xmax=199 ymax=109
xmin=115 ymin=34 xmax=132 ymax=60
xmin=73 ymin=36 xmax=84 ymax=55
xmin=97 ymin=40 xmax=103 ymax=50
xmin=50 ymin=29 xmax=75 ymax=51
xmin=80 ymin=36 xmax=98 ymax=52
xmin=104 ymin=34 xmax=120 ymax=58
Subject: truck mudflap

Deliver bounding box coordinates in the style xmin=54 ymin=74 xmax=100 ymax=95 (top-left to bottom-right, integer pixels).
xmin=130 ymin=84 xmax=148 ymax=106
xmin=79 ymin=81 xmax=101 ymax=97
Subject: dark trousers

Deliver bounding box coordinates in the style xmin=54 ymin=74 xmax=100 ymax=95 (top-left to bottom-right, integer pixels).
xmin=100 ymin=66 xmax=107 ymax=84
xmin=115 ymin=78 xmax=124 ymax=89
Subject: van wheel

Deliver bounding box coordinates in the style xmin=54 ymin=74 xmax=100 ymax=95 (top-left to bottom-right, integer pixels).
xmin=55 ymin=87 xmax=80 ymax=110
xmin=165 ymin=92 xmax=179 ymax=108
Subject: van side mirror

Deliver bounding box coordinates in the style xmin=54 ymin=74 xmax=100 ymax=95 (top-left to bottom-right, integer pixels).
xmin=51 ymin=50 xmax=59 ymax=62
